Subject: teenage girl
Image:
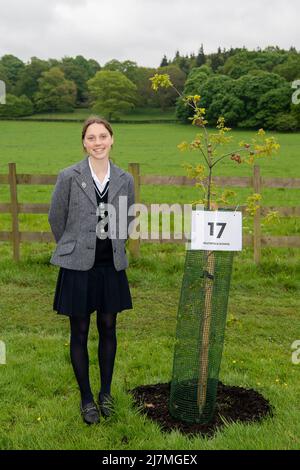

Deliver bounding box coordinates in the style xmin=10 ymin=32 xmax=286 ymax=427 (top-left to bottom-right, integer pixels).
xmin=48 ymin=116 xmax=135 ymax=424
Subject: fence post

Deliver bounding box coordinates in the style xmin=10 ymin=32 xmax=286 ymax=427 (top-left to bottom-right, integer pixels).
xmin=253 ymin=165 xmax=261 ymax=264
xmin=128 ymin=163 xmax=140 ymax=258
xmin=8 ymin=162 xmax=20 ymax=262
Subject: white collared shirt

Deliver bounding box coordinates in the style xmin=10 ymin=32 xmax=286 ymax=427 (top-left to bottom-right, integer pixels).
xmin=88 ymin=157 xmax=110 ymax=193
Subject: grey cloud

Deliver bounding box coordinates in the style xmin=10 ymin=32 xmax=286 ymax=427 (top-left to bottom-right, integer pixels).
xmin=0 ymin=0 xmax=299 ymax=67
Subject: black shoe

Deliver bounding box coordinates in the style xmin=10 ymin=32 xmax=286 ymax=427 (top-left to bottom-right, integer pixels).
xmin=80 ymin=401 xmax=100 ymax=425
xmin=98 ymin=394 xmax=114 ymax=418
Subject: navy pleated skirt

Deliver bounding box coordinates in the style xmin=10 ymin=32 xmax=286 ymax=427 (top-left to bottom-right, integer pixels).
xmin=53 ymin=262 xmax=133 ymax=317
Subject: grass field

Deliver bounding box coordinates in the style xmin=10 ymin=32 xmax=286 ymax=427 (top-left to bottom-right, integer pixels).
xmin=0 ymin=118 xmax=300 ymax=449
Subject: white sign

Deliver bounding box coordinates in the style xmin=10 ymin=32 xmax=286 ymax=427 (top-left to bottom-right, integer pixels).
xmin=191 ymin=210 xmax=242 ymax=251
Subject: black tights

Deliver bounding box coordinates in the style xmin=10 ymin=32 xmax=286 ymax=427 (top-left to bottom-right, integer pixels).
xmin=69 ymin=311 xmax=118 ymax=406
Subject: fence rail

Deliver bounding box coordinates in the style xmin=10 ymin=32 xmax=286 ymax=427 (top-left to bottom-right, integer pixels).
xmin=0 ymin=163 xmax=299 ymax=263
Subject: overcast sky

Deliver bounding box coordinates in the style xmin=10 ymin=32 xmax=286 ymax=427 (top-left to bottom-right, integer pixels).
xmin=0 ymin=0 xmax=299 ymax=68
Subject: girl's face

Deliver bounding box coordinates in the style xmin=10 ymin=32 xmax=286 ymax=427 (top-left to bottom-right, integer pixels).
xmin=83 ymin=123 xmax=114 ymax=161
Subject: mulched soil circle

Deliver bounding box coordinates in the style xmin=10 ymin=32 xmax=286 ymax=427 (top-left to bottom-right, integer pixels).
xmin=129 ymin=381 xmax=273 ymax=437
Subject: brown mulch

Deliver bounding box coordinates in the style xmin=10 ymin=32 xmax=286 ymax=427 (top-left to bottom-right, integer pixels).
xmin=129 ymin=381 xmax=273 ymax=437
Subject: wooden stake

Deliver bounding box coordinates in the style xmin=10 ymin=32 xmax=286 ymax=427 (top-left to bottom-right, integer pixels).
xmin=197 ymin=250 xmax=216 ymax=409
xmin=128 ymin=163 xmax=140 ymax=258
xmin=253 ymin=165 xmax=261 ymax=264
xmin=8 ymin=162 xmax=20 ymax=262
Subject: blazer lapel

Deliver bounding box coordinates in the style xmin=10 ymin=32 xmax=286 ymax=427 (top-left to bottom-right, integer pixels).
xmin=74 ymin=156 xmax=98 ymax=208
xmin=108 ymin=161 xmax=126 ymax=204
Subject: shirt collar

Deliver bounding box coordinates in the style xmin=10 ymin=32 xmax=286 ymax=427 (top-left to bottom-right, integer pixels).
xmin=88 ymin=157 xmax=110 ymax=187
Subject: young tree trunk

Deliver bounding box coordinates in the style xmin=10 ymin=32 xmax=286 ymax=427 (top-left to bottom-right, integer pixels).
xmin=197 ymin=250 xmax=215 ymax=409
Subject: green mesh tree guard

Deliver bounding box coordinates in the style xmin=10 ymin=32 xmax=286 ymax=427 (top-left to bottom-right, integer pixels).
xmin=169 ymin=248 xmax=234 ymax=424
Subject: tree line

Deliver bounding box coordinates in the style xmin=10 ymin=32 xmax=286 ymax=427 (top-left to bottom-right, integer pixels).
xmin=0 ymin=45 xmax=299 ymax=130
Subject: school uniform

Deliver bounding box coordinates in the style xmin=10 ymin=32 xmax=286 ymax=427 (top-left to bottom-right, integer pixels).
xmin=48 ymin=156 xmax=134 ymax=317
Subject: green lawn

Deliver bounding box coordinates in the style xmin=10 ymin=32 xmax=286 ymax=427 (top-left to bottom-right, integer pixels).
xmin=0 ymin=120 xmax=300 ymax=449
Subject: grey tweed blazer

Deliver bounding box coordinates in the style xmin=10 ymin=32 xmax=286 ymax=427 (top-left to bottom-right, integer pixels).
xmin=48 ymin=156 xmax=135 ymax=271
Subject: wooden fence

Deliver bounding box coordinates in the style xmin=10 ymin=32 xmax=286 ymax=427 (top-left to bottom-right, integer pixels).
xmin=0 ymin=162 xmax=299 ymax=263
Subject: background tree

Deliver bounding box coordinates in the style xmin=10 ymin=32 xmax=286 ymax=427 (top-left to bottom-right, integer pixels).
xmin=196 ymin=44 xmax=206 ymax=67
xmin=87 ymin=70 xmax=137 ymax=120
xmin=220 ymin=49 xmax=288 ymax=78
xmin=200 ymin=75 xmax=242 ymax=125
xmin=74 ymin=55 xmax=100 ymax=78
xmin=291 ymin=101 xmax=300 ymax=129
xmin=33 ymin=67 xmax=77 ymax=113
xmin=221 ymin=52 xmax=260 ymax=78
xmin=0 ymin=54 xmax=25 ymax=94
xmin=189 ymin=52 xmax=197 ymax=69
xmin=256 ymin=86 xmax=291 ymax=129
xmin=0 ymin=64 xmax=9 ymax=92
xmin=0 ymin=93 xmax=33 ymax=117
xmin=151 ymin=65 xmax=186 ymax=111
xmin=129 ymin=66 xmax=157 ymax=107
xmin=14 ymin=57 xmax=50 ymax=100
xmin=176 ymin=66 xmax=211 ymax=122
xmin=178 ymin=55 xmax=191 ymax=75
xmin=103 ymin=59 xmax=138 ymax=83
xmin=207 ymin=93 xmax=245 ymax=127
xmin=233 ymin=71 xmax=290 ymax=128
xmin=0 ymin=46 xmax=299 ymax=129
xmin=101 ymin=59 xmax=157 ymax=108
xmin=47 ymin=58 xmax=61 ymax=68
xmin=273 ymin=54 xmax=300 ymax=82
xmin=60 ymin=57 xmax=89 ymax=105
xmin=208 ymin=47 xmax=225 ymax=72
xmin=160 ymin=55 xmax=169 ymax=67
xmin=173 ymin=50 xmax=181 ymax=65
xmin=275 ymin=113 xmax=298 ymax=131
